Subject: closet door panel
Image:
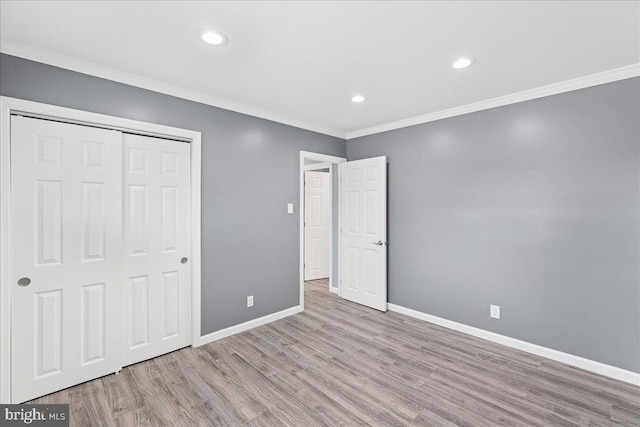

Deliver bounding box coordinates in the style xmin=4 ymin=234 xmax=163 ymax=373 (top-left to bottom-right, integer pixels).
xmin=11 ymin=116 xmax=123 ymax=403
xmin=123 ymin=134 xmax=191 ymax=366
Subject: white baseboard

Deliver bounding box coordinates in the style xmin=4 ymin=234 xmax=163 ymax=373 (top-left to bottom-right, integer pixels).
xmin=387 ymin=303 xmax=640 ymax=387
xmin=194 ymin=301 xmax=639 ymax=386
xmin=196 ymin=305 xmax=303 ymax=347
xmin=329 ymin=287 xmax=339 ymax=294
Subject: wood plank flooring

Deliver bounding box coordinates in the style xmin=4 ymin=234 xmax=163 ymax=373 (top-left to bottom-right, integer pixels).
xmin=30 ymin=279 xmax=640 ymax=426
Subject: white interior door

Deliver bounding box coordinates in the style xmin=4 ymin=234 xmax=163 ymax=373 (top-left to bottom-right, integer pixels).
xmin=123 ymin=134 xmax=191 ymax=366
xmin=339 ymin=157 xmax=387 ymax=311
xmin=11 ymin=116 xmax=123 ymax=403
xmin=305 ymin=171 xmax=331 ymax=280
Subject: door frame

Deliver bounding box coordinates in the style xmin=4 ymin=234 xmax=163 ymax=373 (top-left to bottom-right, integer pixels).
xmin=0 ymin=96 xmax=202 ymax=404
xmin=299 ymin=151 xmax=346 ymax=310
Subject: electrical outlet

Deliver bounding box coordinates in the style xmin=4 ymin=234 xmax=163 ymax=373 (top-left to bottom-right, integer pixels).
xmin=287 ymin=203 xmax=294 ymax=214
xmin=247 ymin=295 xmax=254 ymax=308
xmin=490 ymin=304 xmax=500 ymax=319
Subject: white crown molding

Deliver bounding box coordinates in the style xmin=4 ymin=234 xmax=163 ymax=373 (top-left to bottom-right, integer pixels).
xmin=0 ymin=39 xmax=347 ymax=139
xmin=388 ymin=303 xmax=640 ymax=387
xmin=347 ymin=63 xmax=640 ymax=140
xmin=3 ymin=39 xmax=638 ymax=142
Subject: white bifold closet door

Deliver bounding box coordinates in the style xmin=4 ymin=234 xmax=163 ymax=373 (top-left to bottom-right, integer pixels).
xmin=11 ymin=116 xmax=123 ymax=403
xmin=11 ymin=117 xmax=192 ymax=403
xmin=122 ymin=134 xmax=191 ymax=366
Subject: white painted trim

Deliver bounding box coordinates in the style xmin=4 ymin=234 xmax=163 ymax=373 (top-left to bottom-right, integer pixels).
xmin=299 ymin=151 xmax=346 ymax=310
xmin=336 ymin=163 xmax=343 ymax=298
xmin=199 ymin=305 xmax=303 ymax=346
xmin=0 ymin=99 xmax=12 ymax=404
xmin=190 ymin=132 xmax=202 ymax=347
xmin=304 ymin=162 xmax=331 ymax=171
xmin=388 ymin=303 xmax=640 ymax=387
xmin=4 ymin=40 xmax=638 ymax=142
xmin=346 ymin=63 xmax=640 ymax=139
xmin=0 ymin=39 xmax=346 ymax=139
xmin=300 ymin=151 xmax=347 ymax=165
xmin=0 ymin=96 xmax=203 ymax=403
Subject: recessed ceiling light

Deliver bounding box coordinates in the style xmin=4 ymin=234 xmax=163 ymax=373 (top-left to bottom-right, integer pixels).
xmin=452 ymin=57 xmax=476 ymax=69
xmin=202 ymin=31 xmax=228 ymax=46
xmin=351 ymin=95 xmax=367 ymax=103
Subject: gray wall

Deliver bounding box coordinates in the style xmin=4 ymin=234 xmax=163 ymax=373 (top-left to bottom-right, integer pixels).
xmin=348 ymin=78 xmax=640 ymax=373
xmin=2 ymin=53 xmax=638 ymax=373
xmin=0 ymin=54 xmax=346 ymax=335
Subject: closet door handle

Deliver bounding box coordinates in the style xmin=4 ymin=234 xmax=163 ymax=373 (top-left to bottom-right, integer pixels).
xmin=17 ymin=277 xmax=31 ymax=287
xmin=181 ymin=257 xmax=189 ymax=264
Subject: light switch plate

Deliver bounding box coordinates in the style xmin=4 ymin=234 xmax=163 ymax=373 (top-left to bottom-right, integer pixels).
xmin=287 ymin=203 xmax=294 ymax=214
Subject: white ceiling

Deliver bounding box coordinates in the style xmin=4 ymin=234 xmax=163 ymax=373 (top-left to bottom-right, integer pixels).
xmin=1 ymin=1 xmax=639 ymax=139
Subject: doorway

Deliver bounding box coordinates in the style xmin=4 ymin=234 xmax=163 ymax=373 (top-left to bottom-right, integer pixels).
xmin=299 ymin=151 xmax=388 ymax=313
xmin=304 ymin=167 xmax=331 ymax=281
xmin=299 ymin=151 xmax=345 ymax=310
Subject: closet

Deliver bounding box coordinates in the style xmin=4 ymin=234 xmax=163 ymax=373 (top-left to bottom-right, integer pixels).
xmin=10 ymin=116 xmax=192 ymax=403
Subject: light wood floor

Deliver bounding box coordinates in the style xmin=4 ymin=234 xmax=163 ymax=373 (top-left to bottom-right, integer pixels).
xmin=30 ymin=279 xmax=640 ymax=426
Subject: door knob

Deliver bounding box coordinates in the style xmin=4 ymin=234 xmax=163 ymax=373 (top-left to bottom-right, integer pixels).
xmin=181 ymin=257 xmax=188 ymax=264
xmin=17 ymin=277 xmax=31 ymax=287
xmin=371 ymin=241 xmax=386 ymax=246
